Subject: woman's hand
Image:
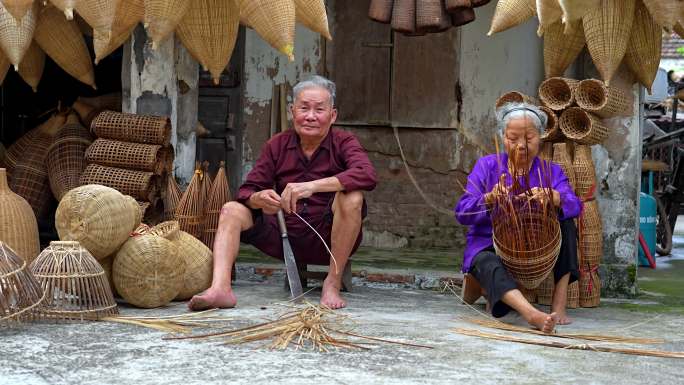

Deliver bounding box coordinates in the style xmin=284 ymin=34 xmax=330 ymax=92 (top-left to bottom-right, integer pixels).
xmin=248 ymin=189 xmax=282 ymax=215
xmin=485 ymin=175 xmax=509 ymax=205
xmin=528 ymin=187 xmax=561 ymax=207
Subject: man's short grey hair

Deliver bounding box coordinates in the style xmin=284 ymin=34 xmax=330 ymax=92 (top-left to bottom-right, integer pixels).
xmin=293 ymin=75 xmax=337 ymax=107
xmin=495 ymin=102 xmax=548 ymax=136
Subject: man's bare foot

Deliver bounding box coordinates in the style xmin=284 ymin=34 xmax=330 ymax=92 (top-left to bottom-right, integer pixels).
xmin=188 ymin=287 xmax=237 ymax=311
xmin=528 ymin=311 xmax=557 ymax=333
xmin=320 ymin=278 xmax=346 ymax=309
xmin=552 ymin=309 xmax=573 ymax=325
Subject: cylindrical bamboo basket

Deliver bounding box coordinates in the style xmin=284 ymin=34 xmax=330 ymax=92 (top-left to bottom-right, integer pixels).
xmin=47 ymin=114 xmax=93 ymax=201
xmin=369 ymin=0 xmax=393 ymax=23
xmin=578 ymin=200 xmax=602 ymax=266
xmin=176 ymin=0 xmax=239 ymax=85
xmin=80 ymin=163 xmax=158 ymax=202
xmin=488 ymin=0 xmax=535 ymax=36
xmin=17 ymin=41 xmax=45 ymax=93
xmin=295 ymin=0 xmax=331 ymax=40
xmin=34 ymin=5 xmax=96 ymax=89
xmin=579 ymin=265 xmax=600 ymax=307
xmin=572 ymin=145 xmax=596 ymax=199
xmin=55 ymin=184 xmax=141 ymax=260
xmin=1 ymin=0 xmax=33 ymax=21
xmin=85 ymin=139 xmax=165 ymax=175
xmin=163 ymin=173 xmax=182 ymax=221
xmin=0 ymin=1 xmax=37 ymax=70
xmin=90 ymin=110 xmax=171 ymax=146
xmin=538 ymin=77 xmax=578 ymax=111
xmin=559 ymin=108 xmax=608 ymax=146
xmin=535 ymin=273 xmax=554 ymax=305
xmin=495 ymin=91 xmax=536 ymax=109
xmin=625 ymin=1 xmax=661 ymax=94
xmin=202 ymin=161 xmax=231 ymax=248
xmin=553 ymin=142 xmax=576 ymax=189
xmin=575 ymin=79 xmax=631 ymax=118
xmin=539 ymin=106 xmax=562 ymax=142
xmin=144 ymin=0 xmax=192 ymax=48
xmin=237 ymin=0 xmax=296 ymax=60
xmin=175 ymin=168 xmax=204 ymax=239
xmin=113 ymin=233 xmax=185 ymax=308
xmin=391 ymin=0 xmax=416 ymax=33
xmin=49 ymin=0 xmax=78 ymax=20
xmin=543 ymin=21 xmax=585 ymax=78
xmin=0 ymin=241 xmax=45 ymax=325
xmin=642 ymin=0 xmax=681 ymax=30
xmin=582 ymin=0 xmax=635 ymax=85
xmin=0 ymin=168 xmax=40 ymax=264
xmin=566 ymin=281 xmax=579 ymax=309
xmin=30 ymin=241 xmax=118 ymax=321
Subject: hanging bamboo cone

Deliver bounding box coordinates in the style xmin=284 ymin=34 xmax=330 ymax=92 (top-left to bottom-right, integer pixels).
xmin=17 ymin=41 xmax=45 ymax=92
xmin=558 ymin=0 xmax=599 ymax=32
xmin=543 ymin=21 xmax=585 ymax=78
xmin=49 ymin=0 xmax=78 ymax=20
xmin=0 ymin=168 xmax=40 ymax=263
xmin=176 ymin=0 xmax=239 ymax=85
xmin=34 ymin=5 xmax=96 ymax=89
xmin=536 ymin=0 xmax=562 ymax=36
xmin=238 ymin=0 xmax=296 ymax=60
xmin=625 ymin=0 xmax=661 ymax=94
xmin=144 ymin=0 xmax=192 ymax=48
xmin=295 ymin=0 xmax=330 ymax=40
xmin=488 ymin=0 xmax=536 ymax=36
xmin=582 ymin=0 xmax=635 ymax=85
xmin=642 ymin=0 xmax=680 ymax=30
xmin=368 ymin=0 xmax=393 ymax=23
xmin=0 ymin=1 xmax=37 ymax=70
xmin=203 ymin=161 xmax=231 ymax=248
xmin=1 ymin=0 xmax=32 ymax=21
xmin=93 ymin=0 xmax=144 ymax=64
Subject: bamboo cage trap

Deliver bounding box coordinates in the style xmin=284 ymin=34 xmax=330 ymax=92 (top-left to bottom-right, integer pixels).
xmin=0 ymin=241 xmax=45 ymax=326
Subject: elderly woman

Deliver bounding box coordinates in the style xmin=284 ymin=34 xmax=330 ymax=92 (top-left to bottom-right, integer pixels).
xmin=455 ymin=102 xmax=581 ymax=333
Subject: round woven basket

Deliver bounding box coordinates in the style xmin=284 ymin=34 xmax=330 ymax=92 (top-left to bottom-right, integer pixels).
xmin=538 ymin=77 xmax=578 ymax=110
xmin=625 ymin=1 xmax=661 ymax=94
xmin=17 ymin=41 xmax=45 ymax=92
xmin=90 ymin=110 xmax=171 ymax=146
xmin=85 ymin=139 xmax=165 ymax=175
xmin=98 ymin=254 xmax=117 ymax=297
xmin=572 ymin=145 xmax=596 ymax=199
xmin=578 ymin=200 xmax=602 ymax=266
xmin=79 ymin=163 xmax=158 ymax=202
xmin=144 ymin=0 xmax=192 ymax=48
xmin=552 ymin=142 xmax=576 ymax=189
xmin=0 ymin=241 xmax=45 ymax=325
xmin=47 ymin=114 xmax=93 ymax=201
xmin=295 ymin=0 xmax=331 ymax=39
xmin=559 ymin=107 xmax=608 ymax=146
xmin=203 ymin=162 xmax=231 ymax=247
xmin=579 ymin=265 xmax=600 ymax=307
xmin=30 ymin=241 xmax=118 ymax=321
xmin=488 ymin=0 xmax=535 ymax=36
xmin=391 ymin=0 xmax=416 ymax=33
xmin=34 ymin=5 xmax=96 ymax=89
xmin=575 ymin=79 xmax=631 ymax=118
xmin=0 ymin=1 xmax=37 ymax=70
xmin=539 ymin=106 xmax=562 ymax=142
xmin=642 ymin=0 xmax=680 ymax=30
xmin=113 ymin=233 xmax=185 ymax=308
xmin=543 ymin=20 xmax=585 ymax=78
xmin=0 ymin=168 xmax=40 ymax=263
xmin=493 ymin=210 xmax=562 ymax=290
xmin=55 ymin=184 xmax=141 ymax=260
xmin=369 ymin=0 xmax=394 ymax=23
xmin=566 ymin=281 xmax=579 ymax=309
xmin=237 ymin=0 xmax=296 ymax=60
xmin=535 ymin=273 xmax=554 ymax=305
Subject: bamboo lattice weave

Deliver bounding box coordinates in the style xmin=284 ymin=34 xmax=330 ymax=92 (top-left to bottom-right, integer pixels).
xmin=174 ymin=168 xmax=203 ymax=238
xmin=47 ymin=114 xmax=93 ymax=201
xmin=0 ymin=1 xmax=37 ymax=69
xmin=0 ymin=242 xmax=45 ymax=325
xmin=625 ymin=1 xmax=661 ymax=93
xmin=85 ymin=139 xmax=165 ymax=174
xmin=91 ymin=110 xmax=171 ymax=145
xmin=237 ymin=0 xmax=296 ymax=59
xmin=0 ymin=168 xmax=39 ymax=264
xmin=144 ymin=0 xmax=192 ymax=47
xmin=202 ymin=161 xmax=231 ymax=248
xmin=80 ymin=163 xmax=157 ymax=202
xmin=543 ymin=21 xmax=585 ymax=79
xmin=559 ymin=108 xmax=608 ymax=145
xmin=93 ymin=0 xmax=144 ymax=64
xmin=294 ymin=0 xmax=331 ymax=39
xmin=575 ymin=79 xmax=631 ymax=118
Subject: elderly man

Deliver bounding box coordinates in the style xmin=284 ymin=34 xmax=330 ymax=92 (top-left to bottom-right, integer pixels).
xmin=189 ymin=75 xmax=377 ymax=310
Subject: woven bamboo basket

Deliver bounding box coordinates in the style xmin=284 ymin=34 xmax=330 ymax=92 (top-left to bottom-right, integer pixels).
xmin=487 ymin=0 xmax=535 ymax=36
xmin=49 ymin=0 xmax=78 ymax=20
xmin=539 ymin=106 xmax=563 ymax=142
xmin=113 ymin=233 xmax=185 ymax=308
xmin=543 ymin=21 xmax=585 ymax=78
xmin=80 ymin=164 xmax=158 ymax=202
xmin=552 ymin=142 xmax=576 ymax=189
xmin=85 ymin=139 xmax=165 ymax=175
xmin=55 ymin=184 xmax=141 ymax=260
xmin=143 ymin=0 xmax=192 ymax=48
xmin=579 ymin=265 xmax=600 ymax=307
xmin=200 ymin=161 xmax=212 ymax=209
xmin=91 ymin=110 xmax=171 ymax=146
xmin=202 ymin=161 xmax=231 ymax=248
xmin=575 ymin=79 xmax=631 ymax=118
xmin=519 ymin=285 xmax=537 ymax=303
xmin=0 ymin=241 xmax=44 ymax=325
xmin=175 ymin=168 xmax=203 ymax=239
xmin=148 ymin=219 xmax=179 ymax=239
xmin=566 ymin=280 xmax=579 ymax=308
xmin=391 ymin=0 xmax=415 ymax=33
xmin=17 ymin=41 xmax=45 ymax=92
xmin=98 ymin=254 xmax=117 ymax=297
xmin=4 ymin=114 xmax=65 ymax=178
xmin=535 ymin=0 xmax=562 ymax=36
xmin=558 ymin=0 xmax=600 ymax=27
xmin=642 ymin=0 xmax=681 ymax=30
xmin=158 ymin=145 xmax=174 ymax=173
xmin=74 ymin=0 xmax=117 ymax=41
xmin=446 ymin=0 xmax=471 ymax=12
xmin=1 ymin=0 xmax=33 ymax=21
xmin=450 ymin=5 xmax=475 ymax=26
xmin=93 ymin=0 xmax=144 ymax=64
xmin=34 ymin=5 xmax=96 ymax=89
xmin=572 ymin=145 xmax=596 ymax=199
xmin=0 ymin=48 xmax=9 ymax=85
xmin=625 ymin=1 xmax=661 ymax=94
xmin=0 ymin=169 xmax=39 ymax=264
xmin=176 ymin=0 xmax=239 ymax=85
xmin=495 ymin=91 xmax=536 ymax=109
xmin=559 ymin=107 xmax=608 ymax=146
xmin=46 ymin=114 xmax=93 ymax=201
xmin=493 ymin=209 xmax=562 ymax=289
xmin=579 ymin=200 xmax=602 ymax=266
xmin=30 ymin=241 xmax=118 ymax=321
xmin=416 ymin=0 xmax=443 ymax=30
xmin=295 ymin=0 xmax=330 ymax=39
xmin=163 ymin=173 xmax=181 ymax=220
xmin=539 ymin=142 xmax=554 ymax=161
xmin=538 ymin=77 xmax=578 ymax=111
xmin=0 ymin=1 xmax=36 ymax=69
xmin=71 ymin=100 xmax=102 ymax=129
xmin=582 ymin=0 xmax=635 ymax=85
xmin=535 ymin=273 xmax=554 ymax=305
xmin=369 ymin=0 xmax=393 ymax=23
xmin=237 ymin=0 xmax=295 ymax=60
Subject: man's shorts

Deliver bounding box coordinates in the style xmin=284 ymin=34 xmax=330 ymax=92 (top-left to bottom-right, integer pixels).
xmin=240 ymin=197 xmax=366 ymax=265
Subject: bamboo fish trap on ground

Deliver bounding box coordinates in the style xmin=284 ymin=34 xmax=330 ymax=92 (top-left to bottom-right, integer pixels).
xmin=202 ymin=161 xmax=231 ymax=247
xmin=0 ymin=241 xmax=45 ymax=326
xmin=175 ymin=166 xmax=204 ymax=239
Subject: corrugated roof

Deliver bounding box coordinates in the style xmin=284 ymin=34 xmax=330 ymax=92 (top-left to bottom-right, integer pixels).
xmin=663 ymin=33 xmax=684 ymax=59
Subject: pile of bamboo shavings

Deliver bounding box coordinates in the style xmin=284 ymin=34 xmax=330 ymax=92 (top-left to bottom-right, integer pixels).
xmin=95 ymin=309 xmax=233 ymax=334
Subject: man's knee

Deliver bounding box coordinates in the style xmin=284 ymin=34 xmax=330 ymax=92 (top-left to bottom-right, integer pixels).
xmin=335 ymin=191 xmax=364 ymax=216
xmin=219 ymin=201 xmax=252 ymax=228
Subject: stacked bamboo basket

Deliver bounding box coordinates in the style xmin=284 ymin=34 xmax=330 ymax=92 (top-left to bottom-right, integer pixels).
xmin=368 ymin=0 xmax=492 ymax=34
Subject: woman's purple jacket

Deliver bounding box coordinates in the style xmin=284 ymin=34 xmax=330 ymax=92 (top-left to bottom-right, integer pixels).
xmin=454 ymin=153 xmax=582 ymax=273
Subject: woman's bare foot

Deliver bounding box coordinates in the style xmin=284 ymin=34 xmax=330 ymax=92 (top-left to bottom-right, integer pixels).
xmin=320 ymin=277 xmax=346 ymax=309
xmin=528 ymin=311 xmax=557 ymax=333
xmin=552 ymin=309 xmax=573 ymax=325
xmin=188 ymin=287 xmax=237 ymax=311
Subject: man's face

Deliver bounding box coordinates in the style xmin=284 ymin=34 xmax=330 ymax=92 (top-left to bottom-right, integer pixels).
xmin=291 ymin=87 xmax=337 ymax=141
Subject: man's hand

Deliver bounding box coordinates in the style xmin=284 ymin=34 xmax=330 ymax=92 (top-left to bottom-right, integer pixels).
xmin=248 ymin=189 xmax=282 ymax=215
xmin=281 ymin=181 xmax=317 ymax=214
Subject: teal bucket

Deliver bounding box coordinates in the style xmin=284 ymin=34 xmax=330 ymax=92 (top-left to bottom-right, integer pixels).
xmin=639 ymin=192 xmax=657 ymax=267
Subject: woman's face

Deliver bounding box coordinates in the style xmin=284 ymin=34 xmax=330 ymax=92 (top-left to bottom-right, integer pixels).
xmin=503 ymin=117 xmax=541 ymax=167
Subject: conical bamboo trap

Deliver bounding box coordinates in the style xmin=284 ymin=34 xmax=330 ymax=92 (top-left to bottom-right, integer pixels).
xmin=539 ymin=106 xmax=562 ymax=142
xmin=552 ymin=142 xmax=576 ymax=189
xmin=17 ymin=41 xmax=45 ymax=92
xmin=0 ymin=241 xmax=44 ymax=325
xmin=295 ymin=0 xmax=330 ymax=40
xmin=176 ymin=0 xmax=239 ymax=85
xmin=578 ymin=199 xmax=602 ymax=266
xmin=582 ymin=0 xmax=635 ymax=85
xmin=113 ymin=232 xmax=185 ymax=308
xmin=46 ymin=113 xmax=93 ymax=201
xmin=55 ymin=184 xmax=141 ymax=260
xmin=202 ymin=161 xmax=231 ymax=248
xmin=34 ymin=4 xmax=96 ymax=89
xmin=579 ymin=264 xmax=600 ymax=307
xmin=642 ymin=0 xmax=681 ymax=30
xmin=4 ymin=114 xmax=65 ymax=177
xmin=559 ymin=107 xmax=608 ymax=145
xmin=91 ymin=110 xmax=171 ymax=146
xmin=536 ymin=0 xmax=562 ymax=36
xmin=566 ymin=280 xmax=579 ymax=308
xmin=0 ymin=1 xmax=37 ymax=69
xmin=538 ymin=77 xmax=577 ymax=110
xmin=1 ymin=0 xmax=33 ymax=21
xmin=30 ymin=241 xmax=118 ymax=321
xmin=175 ymin=167 xmax=204 ymax=239
xmin=93 ymin=0 xmax=144 ymax=64
xmin=543 ymin=21 xmax=585 ymax=79
xmin=625 ymin=1 xmax=661 ymax=94
xmin=0 ymin=168 xmax=39 ymax=263
xmin=49 ymin=0 xmax=79 ymax=20
xmin=558 ymin=0 xmax=599 ymax=30
xmin=74 ymin=0 xmax=117 ymax=41
xmin=572 ymin=145 xmax=596 ymax=199
xmin=85 ymin=138 xmax=166 ymax=175
xmin=575 ymin=79 xmax=631 ymax=118
xmin=144 ymin=0 xmax=192 ymax=48
xmin=80 ymin=163 xmax=158 ymax=202
xmin=487 ymin=0 xmax=535 ymax=36
xmin=163 ymin=172 xmax=181 ymax=220
xmin=237 ymin=0 xmax=296 ymax=61
xmin=391 ymin=0 xmax=415 ymax=33
xmin=199 ymin=161 xmax=212 ymax=210
xmin=368 ymin=0 xmax=393 ymax=24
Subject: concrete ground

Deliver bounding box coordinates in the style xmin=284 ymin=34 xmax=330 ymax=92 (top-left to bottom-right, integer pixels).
xmin=1 ymin=277 xmax=683 ymax=385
